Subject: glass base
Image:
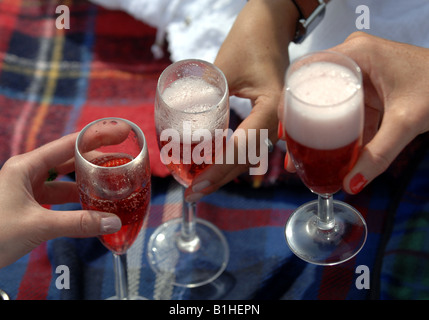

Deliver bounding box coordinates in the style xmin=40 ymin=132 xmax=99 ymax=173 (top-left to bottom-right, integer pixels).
xmin=148 ymin=218 xmax=229 ymax=288
xmin=0 ymin=289 xmax=9 ymax=300
xmin=285 ymin=200 xmax=367 ymax=266
xmin=106 ymin=295 xmax=147 ymax=300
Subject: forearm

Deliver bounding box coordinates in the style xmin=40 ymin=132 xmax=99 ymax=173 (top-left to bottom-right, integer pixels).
xmin=216 ymin=0 xmax=299 ymax=94
xmin=239 ymin=0 xmax=299 ymax=61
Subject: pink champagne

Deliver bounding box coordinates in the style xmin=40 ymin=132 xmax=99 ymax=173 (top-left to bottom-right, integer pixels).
xmin=284 ymin=61 xmax=363 ymax=194
xmin=158 ymin=75 xmax=226 ymax=187
xmin=78 ymin=155 xmax=151 ymax=254
xmin=286 ymin=133 xmax=360 ymax=194
xmin=160 ymin=139 xmax=216 ymax=187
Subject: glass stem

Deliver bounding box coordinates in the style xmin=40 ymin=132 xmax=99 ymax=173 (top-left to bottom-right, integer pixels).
xmin=113 ymin=253 xmax=128 ymax=300
xmin=178 ymin=189 xmax=201 ymax=252
xmin=317 ymin=194 xmax=336 ymax=230
xmin=182 ymin=200 xmax=197 ymax=241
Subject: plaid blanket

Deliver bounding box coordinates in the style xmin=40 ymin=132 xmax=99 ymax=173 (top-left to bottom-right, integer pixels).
xmin=379 ymin=142 xmax=429 ymax=299
xmin=0 ymin=0 xmax=171 ymax=178
xmin=0 ymin=0 xmax=428 ymax=300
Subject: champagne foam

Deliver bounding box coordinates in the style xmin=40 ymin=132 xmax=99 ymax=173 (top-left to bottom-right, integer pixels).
xmin=162 ymin=76 xmax=223 ymax=113
xmin=159 ymin=75 xmax=227 ymax=139
xmin=285 ymin=61 xmax=363 ymax=150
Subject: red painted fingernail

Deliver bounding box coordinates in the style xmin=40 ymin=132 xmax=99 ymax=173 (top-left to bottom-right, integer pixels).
xmin=284 ymin=153 xmax=289 ymax=170
xmin=350 ymin=173 xmax=367 ymax=194
xmin=278 ymin=122 xmax=284 ymax=140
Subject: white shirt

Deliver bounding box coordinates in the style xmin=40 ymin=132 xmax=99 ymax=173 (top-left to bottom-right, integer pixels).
xmin=90 ymin=0 xmax=429 ymax=119
xmin=290 ymin=0 xmax=429 ymax=61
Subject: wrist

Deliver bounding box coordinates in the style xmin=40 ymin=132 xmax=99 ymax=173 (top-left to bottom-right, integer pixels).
xmin=290 ymin=0 xmax=330 ymax=43
xmin=245 ymin=0 xmax=299 ymax=42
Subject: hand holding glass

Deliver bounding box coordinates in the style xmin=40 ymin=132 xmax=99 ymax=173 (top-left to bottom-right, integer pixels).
xmin=149 ymin=59 xmax=229 ymax=287
xmin=282 ymin=51 xmax=367 ymax=265
xmin=75 ymin=118 xmax=151 ymax=299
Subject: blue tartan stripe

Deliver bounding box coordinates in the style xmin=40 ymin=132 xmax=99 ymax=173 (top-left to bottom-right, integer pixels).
xmin=1 ymin=0 xmax=428 ymax=300
xmin=380 ymin=148 xmax=429 ymax=299
xmin=63 ymin=4 xmax=97 ymax=135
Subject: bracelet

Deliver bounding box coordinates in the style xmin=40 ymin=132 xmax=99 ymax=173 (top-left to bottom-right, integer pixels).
xmin=290 ymin=0 xmax=304 ymax=20
xmin=291 ymin=0 xmax=329 ymax=44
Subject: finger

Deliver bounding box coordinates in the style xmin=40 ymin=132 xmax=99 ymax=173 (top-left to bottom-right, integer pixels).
xmin=277 ymin=123 xmax=296 ymax=173
xmin=343 ymin=111 xmax=417 ymax=194
xmin=184 ymin=163 xmax=248 ymax=202
xmin=37 ymin=181 xmax=80 ymax=204
xmin=277 ymin=89 xmax=287 ymax=138
xmin=185 ymin=121 xmax=261 ymax=201
xmin=78 ymin=119 xmax=132 ymax=154
xmin=24 ymin=120 xmax=132 ymax=181
xmin=25 ymin=133 xmax=78 ymax=176
xmin=284 ymin=151 xmax=296 ymax=173
xmin=55 ymin=158 xmax=75 ymax=176
xmin=41 ymin=209 xmax=122 ymax=240
xmin=362 ymin=104 xmax=382 ymax=145
xmin=185 ymin=112 xmax=278 ymax=201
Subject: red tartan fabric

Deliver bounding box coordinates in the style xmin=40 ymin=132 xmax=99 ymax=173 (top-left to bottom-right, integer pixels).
xmin=0 ymin=0 xmax=170 ymax=178
xmin=1 ymin=0 xmax=429 ymax=301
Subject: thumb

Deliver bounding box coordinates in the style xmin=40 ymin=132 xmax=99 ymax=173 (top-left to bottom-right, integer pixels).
xmin=41 ymin=209 xmax=122 ymax=240
xmin=343 ymin=111 xmax=417 ymax=194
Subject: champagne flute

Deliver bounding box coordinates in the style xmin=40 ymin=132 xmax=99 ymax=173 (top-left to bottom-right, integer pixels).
xmin=148 ymin=59 xmax=229 ymax=287
xmin=75 ymin=118 xmax=151 ymax=299
xmin=282 ymin=51 xmax=367 ymax=265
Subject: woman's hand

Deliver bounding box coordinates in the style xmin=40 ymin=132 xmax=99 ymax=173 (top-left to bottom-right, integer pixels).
xmin=185 ymin=0 xmax=299 ymax=202
xmin=0 ymin=133 xmax=121 ymax=268
xmin=283 ymin=32 xmax=429 ymax=194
